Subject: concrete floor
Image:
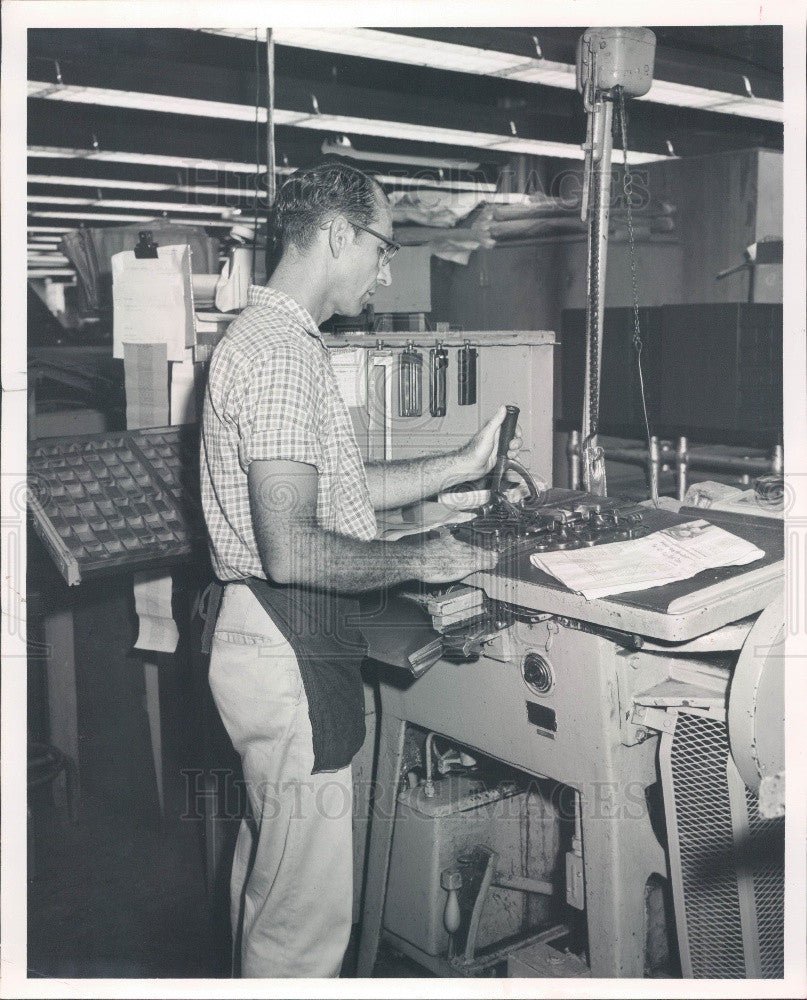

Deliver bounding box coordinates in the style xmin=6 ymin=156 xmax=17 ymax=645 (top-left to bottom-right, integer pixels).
xmin=28 ymin=787 xmax=429 ymax=979
xmin=26 ymin=568 xmax=431 ymax=980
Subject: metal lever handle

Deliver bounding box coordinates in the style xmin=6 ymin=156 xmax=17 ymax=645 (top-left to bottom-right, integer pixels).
xmin=490 ymin=405 xmax=520 ymax=494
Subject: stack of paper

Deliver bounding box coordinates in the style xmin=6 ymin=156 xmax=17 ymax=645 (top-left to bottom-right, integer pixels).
xmin=530 ymin=520 xmax=765 ymax=601
xmin=112 ymin=244 xmax=195 ymax=362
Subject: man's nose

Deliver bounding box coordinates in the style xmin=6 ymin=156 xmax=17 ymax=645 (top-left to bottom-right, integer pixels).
xmin=377 ymin=259 xmax=392 ymax=286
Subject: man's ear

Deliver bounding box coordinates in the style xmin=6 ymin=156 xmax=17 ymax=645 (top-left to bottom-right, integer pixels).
xmin=327 ymin=214 xmax=353 ymax=259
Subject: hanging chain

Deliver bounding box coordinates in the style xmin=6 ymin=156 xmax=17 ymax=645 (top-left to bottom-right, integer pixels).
xmin=617 ymin=87 xmax=658 ymax=506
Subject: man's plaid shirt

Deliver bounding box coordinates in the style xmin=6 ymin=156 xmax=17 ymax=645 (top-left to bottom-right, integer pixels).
xmin=200 ymin=286 xmax=377 ymax=581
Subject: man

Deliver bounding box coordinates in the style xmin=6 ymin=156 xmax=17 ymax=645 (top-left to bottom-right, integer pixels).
xmin=200 ymin=161 xmax=521 ymax=977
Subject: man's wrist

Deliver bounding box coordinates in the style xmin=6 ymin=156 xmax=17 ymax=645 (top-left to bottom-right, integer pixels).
xmin=394 ymin=535 xmax=429 ymax=580
xmin=438 ymin=446 xmax=477 ymax=491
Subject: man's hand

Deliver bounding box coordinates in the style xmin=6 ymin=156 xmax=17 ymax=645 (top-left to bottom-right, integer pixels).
xmin=416 ymin=533 xmax=498 ymax=584
xmin=458 ymin=405 xmax=523 ymax=482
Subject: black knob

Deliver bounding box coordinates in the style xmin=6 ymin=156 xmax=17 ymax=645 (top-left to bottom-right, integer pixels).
xmin=522 ymin=652 xmax=553 ymax=694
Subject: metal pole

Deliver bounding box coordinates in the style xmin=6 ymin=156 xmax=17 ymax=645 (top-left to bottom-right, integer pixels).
xmin=567 ymin=429 xmax=581 ymax=490
xmin=582 ymin=98 xmax=613 ymax=495
xmin=676 ymin=436 xmax=688 ymax=502
xmin=772 ymin=443 xmax=784 ymax=476
xmin=265 ymin=30 xmax=276 ymax=209
xmin=685 ymin=452 xmax=776 ymax=475
xmin=593 ymin=99 xmax=613 ymax=379
xmin=648 ymin=436 xmax=660 ymax=496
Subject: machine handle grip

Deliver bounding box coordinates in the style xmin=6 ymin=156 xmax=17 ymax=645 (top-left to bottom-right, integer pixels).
xmin=490 ymin=404 xmax=520 ymax=494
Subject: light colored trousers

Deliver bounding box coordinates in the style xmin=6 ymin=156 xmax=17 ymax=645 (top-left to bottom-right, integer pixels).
xmin=209 ymin=583 xmax=353 ymax=978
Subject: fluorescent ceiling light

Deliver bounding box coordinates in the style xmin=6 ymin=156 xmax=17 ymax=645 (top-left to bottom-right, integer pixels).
xmin=209 ymin=27 xmax=561 ymax=79
xmin=28 ymin=209 xmax=235 ymax=227
xmin=705 ymin=98 xmax=784 ymax=121
xmin=28 ymin=225 xmax=72 ymax=232
xmin=28 ymin=173 xmax=265 ymax=198
xmin=375 ymin=174 xmax=496 ymax=193
xmin=28 ymin=160 xmax=494 ymax=196
xmin=203 ymin=28 xmax=783 ymax=123
xmin=30 ymin=168 xmax=493 ymax=197
xmin=28 ymin=210 xmax=167 ymax=222
xmin=28 ymin=195 xmax=104 ymax=205
xmin=29 ymin=144 xmax=293 ymax=175
xmin=27 ymin=194 xmax=240 ymax=216
xmin=27 ymin=83 xmax=667 ymax=162
xmin=29 ymin=173 xmax=170 ymax=191
xmin=28 ymin=81 xmax=263 ymax=122
xmin=637 ymin=80 xmax=784 ymax=122
xmin=320 ymin=139 xmax=479 ymax=171
xmin=28 ymin=269 xmax=76 ymax=278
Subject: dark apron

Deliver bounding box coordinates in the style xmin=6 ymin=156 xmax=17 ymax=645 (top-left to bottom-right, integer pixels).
xmin=201 ymin=578 xmax=367 ymax=773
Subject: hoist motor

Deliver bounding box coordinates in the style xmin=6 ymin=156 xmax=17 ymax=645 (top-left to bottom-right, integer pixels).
xmin=575 ymin=27 xmax=656 ymax=102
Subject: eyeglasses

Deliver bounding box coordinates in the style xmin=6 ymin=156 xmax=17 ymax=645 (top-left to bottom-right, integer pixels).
xmin=350 ymin=221 xmax=401 ymax=267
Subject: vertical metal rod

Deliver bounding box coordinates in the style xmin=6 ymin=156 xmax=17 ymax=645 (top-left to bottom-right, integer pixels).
xmin=772 ymin=443 xmax=784 ymax=476
xmin=567 ymin=429 xmax=581 ymax=490
xmin=265 ymin=30 xmax=276 ymax=208
xmin=676 ymin=436 xmax=688 ymax=502
xmin=582 ymin=98 xmax=614 ymax=498
xmin=648 ymin=436 xmax=660 ymax=497
xmin=582 ymin=99 xmax=614 ymax=444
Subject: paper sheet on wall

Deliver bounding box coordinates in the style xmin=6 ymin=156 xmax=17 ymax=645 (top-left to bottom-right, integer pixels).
xmin=170 ymin=348 xmax=197 ymax=424
xmin=530 ymin=520 xmax=765 ymax=601
xmin=133 ymin=571 xmax=178 ymax=653
xmin=124 ymin=342 xmax=169 ymax=429
xmin=329 ymin=347 xmax=367 ymax=408
xmin=112 ymin=244 xmax=195 ymax=361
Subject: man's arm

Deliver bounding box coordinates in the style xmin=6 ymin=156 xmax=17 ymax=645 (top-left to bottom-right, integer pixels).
xmin=364 ymin=405 xmax=523 ymax=510
xmin=248 ymin=459 xmax=497 ymax=592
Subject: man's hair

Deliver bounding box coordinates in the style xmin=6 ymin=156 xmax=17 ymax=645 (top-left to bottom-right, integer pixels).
xmin=271 ymin=160 xmax=385 ymax=253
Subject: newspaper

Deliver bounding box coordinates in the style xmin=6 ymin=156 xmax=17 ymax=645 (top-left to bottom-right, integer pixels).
xmin=529 ymin=519 xmax=765 ymax=601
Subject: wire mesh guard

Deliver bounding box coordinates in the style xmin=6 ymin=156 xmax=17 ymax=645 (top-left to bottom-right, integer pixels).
xmin=666 ymin=711 xmax=784 ymax=978
xmin=28 ymin=425 xmax=201 ymax=585
xmin=744 ymin=783 xmax=785 ymax=979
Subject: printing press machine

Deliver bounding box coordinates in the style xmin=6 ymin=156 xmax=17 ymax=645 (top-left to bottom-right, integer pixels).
xmin=355 ymin=487 xmax=785 ymax=979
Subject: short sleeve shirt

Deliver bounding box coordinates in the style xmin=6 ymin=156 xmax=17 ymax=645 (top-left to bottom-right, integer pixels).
xmin=200 ymin=286 xmax=376 ymax=581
